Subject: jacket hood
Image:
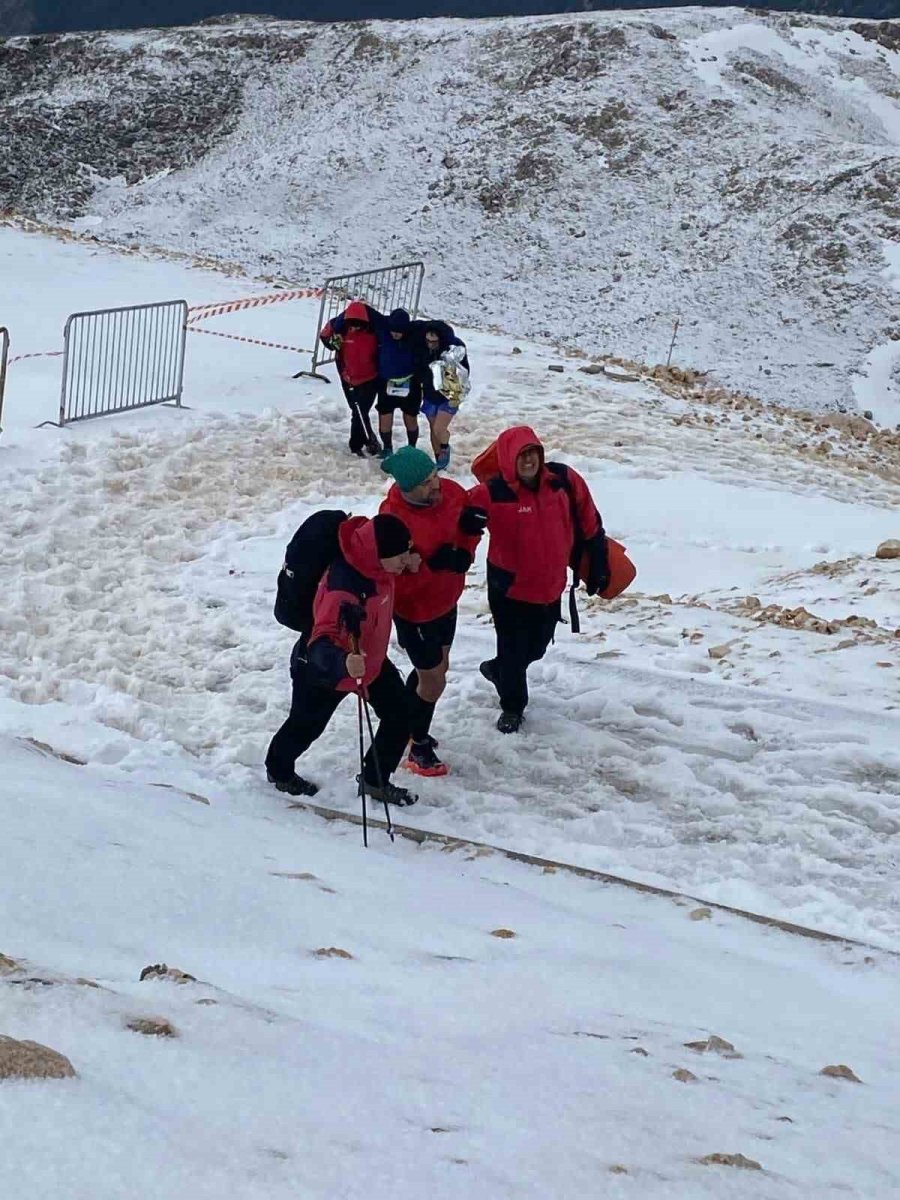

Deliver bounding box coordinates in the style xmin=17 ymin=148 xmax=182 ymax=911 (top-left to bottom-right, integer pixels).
xmin=344 ymin=301 xmax=370 ymax=325
xmin=339 ymin=516 xmax=387 ymax=579
xmin=497 ymin=426 xmax=544 ymax=484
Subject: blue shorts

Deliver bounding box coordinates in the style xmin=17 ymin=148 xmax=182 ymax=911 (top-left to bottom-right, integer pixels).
xmin=421 ymin=396 xmax=457 ymax=421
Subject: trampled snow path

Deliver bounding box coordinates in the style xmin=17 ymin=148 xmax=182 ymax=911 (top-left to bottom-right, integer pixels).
xmin=2 ymin=369 xmax=898 ymax=947
xmin=1 ymin=224 xmax=898 ymax=949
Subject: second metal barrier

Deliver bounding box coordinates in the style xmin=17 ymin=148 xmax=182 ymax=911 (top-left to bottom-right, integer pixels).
xmin=297 ymin=260 xmax=425 ymax=382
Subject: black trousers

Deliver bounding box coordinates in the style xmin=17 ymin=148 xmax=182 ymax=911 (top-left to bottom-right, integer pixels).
xmin=487 ymin=589 xmax=560 ymax=717
xmin=266 ymin=644 xmax=411 ymax=785
xmin=341 ymin=378 xmax=380 ymax=452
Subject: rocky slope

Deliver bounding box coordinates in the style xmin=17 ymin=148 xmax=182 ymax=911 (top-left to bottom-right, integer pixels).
xmin=1 ymin=9 xmax=899 ymax=413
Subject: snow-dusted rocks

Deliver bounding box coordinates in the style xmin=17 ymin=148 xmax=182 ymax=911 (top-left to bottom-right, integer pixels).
xmin=0 ymin=1035 xmax=76 ymax=1081
xmin=875 ymin=539 xmax=900 ymax=559
xmin=125 ymin=1017 xmax=179 ymax=1038
xmin=2 ymin=9 xmax=900 ymax=415
xmin=820 ymin=1064 xmax=863 ymax=1083
xmin=139 ymin=964 xmax=197 ymax=984
xmin=672 ymin=1068 xmax=698 ymax=1082
xmin=697 ymin=1152 xmax=763 ymax=1171
xmin=683 ymin=1035 xmax=742 ymax=1058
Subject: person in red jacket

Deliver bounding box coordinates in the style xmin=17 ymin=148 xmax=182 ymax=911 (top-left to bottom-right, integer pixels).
xmin=468 ymin=426 xmax=610 ymax=734
xmin=319 ymin=301 xmax=382 ymax=457
xmin=379 ymin=446 xmax=486 ymax=775
xmin=265 ymin=513 xmax=422 ymax=804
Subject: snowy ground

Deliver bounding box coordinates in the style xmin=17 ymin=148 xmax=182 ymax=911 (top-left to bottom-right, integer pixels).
xmin=1 ymin=224 xmax=900 ymax=1194
xmin=2 ymin=224 xmax=898 ymax=945
xmin=4 ymin=733 xmax=900 ymax=1199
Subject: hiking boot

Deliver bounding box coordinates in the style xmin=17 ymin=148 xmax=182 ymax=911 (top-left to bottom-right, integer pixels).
xmin=358 ymin=776 xmax=418 ymax=807
xmin=497 ymin=711 xmax=523 ymax=735
xmin=479 ymin=659 xmax=499 ymax=690
xmin=365 ymin=439 xmax=381 ymax=456
xmin=405 ymin=735 xmax=449 ymax=778
xmin=435 ymin=446 xmax=451 ymax=471
xmin=267 ymin=770 xmax=319 ymax=797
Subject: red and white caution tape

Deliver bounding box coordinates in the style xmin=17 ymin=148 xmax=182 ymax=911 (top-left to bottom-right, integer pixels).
xmin=187 ymin=287 xmax=322 ymax=325
xmin=6 ymin=286 xmax=321 ymax=368
xmin=187 ymin=324 xmax=310 ymax=355
xmin=7 ymin=350 xmax=65 ymax=367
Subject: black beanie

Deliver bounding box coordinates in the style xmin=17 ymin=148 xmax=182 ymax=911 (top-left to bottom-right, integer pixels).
xmin=372 ymin=514 xmax=411 ymax=559
xmin=388 ymin=307 xmax=411 ymax=333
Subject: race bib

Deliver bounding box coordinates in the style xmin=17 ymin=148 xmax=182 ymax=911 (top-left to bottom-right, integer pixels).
xmin=386 ymin=376 xmax=412 ymax=398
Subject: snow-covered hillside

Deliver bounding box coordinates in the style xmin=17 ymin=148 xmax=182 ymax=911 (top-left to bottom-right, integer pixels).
xmin=1 ymin=9 xmax=899 ymax=415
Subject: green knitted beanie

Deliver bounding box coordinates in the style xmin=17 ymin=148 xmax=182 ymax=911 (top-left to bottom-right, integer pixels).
xmin=380 ymin=446 xmax=437 ymax=493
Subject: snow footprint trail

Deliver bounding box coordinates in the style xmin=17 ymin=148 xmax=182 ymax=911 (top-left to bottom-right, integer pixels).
xmin=404 ymin=636 xmax=900 ymax=949
xmin=0 ymin=386 xmax=897 ymax=947
xmin=0 ymin=409 xmax=359 ymax=749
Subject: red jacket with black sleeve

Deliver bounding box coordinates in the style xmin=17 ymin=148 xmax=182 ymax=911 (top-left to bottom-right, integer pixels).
xmin=306 ymin=517 xmax=396 ymax=693
xmin=379 ymin=478 xmax=481 ymax=623
xmin=320 ymin=301 xmax=379 ymax=388
xmin=467 ymin=426 xmax=605 ymax=606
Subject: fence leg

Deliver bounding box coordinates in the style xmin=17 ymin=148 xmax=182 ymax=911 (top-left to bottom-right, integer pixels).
xmin=0 ymin=327 xmax=8 ymax=436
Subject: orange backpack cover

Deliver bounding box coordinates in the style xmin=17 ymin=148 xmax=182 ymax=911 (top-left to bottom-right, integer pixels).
xmin=471 ymin=440 xmax=636 ymax=600
xmin=471 ymin=440 xmax=500 ymax=485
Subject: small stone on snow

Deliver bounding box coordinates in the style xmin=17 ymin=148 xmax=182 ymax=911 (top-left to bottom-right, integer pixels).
xmin=820 ymin=1063 xmax=862 ymax=1082
xmin=126 ymin=1017 xmax=179 ymax=1038
xmin=697 ymin=1152 xmax=762 ymax=1170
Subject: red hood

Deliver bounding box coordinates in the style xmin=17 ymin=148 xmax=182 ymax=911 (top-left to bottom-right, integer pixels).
xmin=339 ymin=516 xmax=388 ymax=579
xmin=344 ymin=301 xmax=370 ymax=325
xmin=497 ymin=425 xmax=544 ymax=485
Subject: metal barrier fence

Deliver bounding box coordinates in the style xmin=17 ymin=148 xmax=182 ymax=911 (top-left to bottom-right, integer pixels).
xmin=297 ymin=260 xmax=425 ymax=382
xmin=58 ymin=299 xmax=188 ymax=426
xmin=0 ymin=327 xmax=8 ymax=435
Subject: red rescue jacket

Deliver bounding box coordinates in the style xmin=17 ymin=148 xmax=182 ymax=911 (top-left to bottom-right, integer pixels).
xmin=467 ymin=426 xmax=600 ymax=605
xmin=380 ymin=478 xmax=480 ymax=623
xmin=307 ymin=516 xmax=396 ymax=692
xmin=320 ymin=301 xmax=379 ymax=388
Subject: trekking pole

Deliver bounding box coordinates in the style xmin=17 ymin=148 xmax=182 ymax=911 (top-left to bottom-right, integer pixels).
xmin=349 ymin=393 xmax=378 ymax=451
xmin=360 ymin=692 xmax=394 ymax=841
xmin=356 ymin=683 xmax=369 ymax=849
xmin=347 ymin=632 xmax=370 ymax=848
xmin=340 ymin=598 xmax=394 ymax=846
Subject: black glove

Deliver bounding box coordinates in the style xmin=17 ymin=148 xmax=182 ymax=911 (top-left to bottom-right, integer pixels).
xmin=338 ymin=600 xmax=365 ymax=637
xmin=584 ymin=535 xmax=611 ymax=597
xmin=427 ymin=544 xmax=473 ymax=574
xmin=458 ymin=505 xmax=488 ymax=537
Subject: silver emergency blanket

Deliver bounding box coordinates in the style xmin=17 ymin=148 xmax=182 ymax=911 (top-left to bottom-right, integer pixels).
xmin=429 ymin=344 xmax=470 ymax=409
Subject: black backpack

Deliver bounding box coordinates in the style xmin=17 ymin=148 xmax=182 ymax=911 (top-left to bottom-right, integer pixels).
xmin=274 ymin=510 xmax=349 ymax=635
